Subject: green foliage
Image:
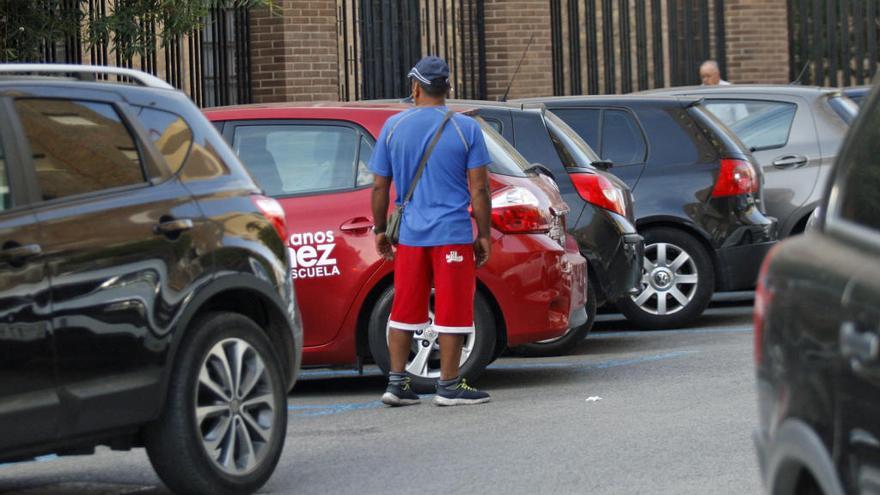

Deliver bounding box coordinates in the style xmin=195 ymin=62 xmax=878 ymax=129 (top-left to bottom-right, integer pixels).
xmin=1 ymin=1 xmax=85 ymax=61
xmin=1 ymin=0 xmax=273 ymax=63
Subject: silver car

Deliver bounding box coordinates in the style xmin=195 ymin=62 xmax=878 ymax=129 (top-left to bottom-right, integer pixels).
xmin=643 ymin=85 xmax=858 ymax=237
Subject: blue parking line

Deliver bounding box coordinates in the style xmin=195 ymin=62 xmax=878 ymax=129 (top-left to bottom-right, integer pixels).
xmin=0 ymin=454 xmax=58 ymax=469
xmin=289 ymin=350 xmax=697 ymax=417
xmin=597 ymin=324 xmax=751 ymax=339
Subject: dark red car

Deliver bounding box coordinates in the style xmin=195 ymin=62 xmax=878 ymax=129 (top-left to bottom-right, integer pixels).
xmin=205 ymin=103 xmax=587 ymax=389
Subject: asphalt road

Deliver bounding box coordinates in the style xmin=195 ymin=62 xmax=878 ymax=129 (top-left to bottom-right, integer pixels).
xmin=0 ymin=295 xmax=760 ymax=495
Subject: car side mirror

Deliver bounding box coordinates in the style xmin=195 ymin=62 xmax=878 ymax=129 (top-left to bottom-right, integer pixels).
xmin=593 ymin=160 xmax=614 ymax=171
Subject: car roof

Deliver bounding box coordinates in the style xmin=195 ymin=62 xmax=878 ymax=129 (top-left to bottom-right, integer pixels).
xmin=638 ymin=84 xmax=843 ymax=98
xmin=513 ymin=94 xmax=700 ymax=108
xmin=202 ymin=101 xmax=482 ymax=137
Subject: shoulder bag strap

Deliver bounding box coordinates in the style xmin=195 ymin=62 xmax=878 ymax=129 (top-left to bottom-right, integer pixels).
xmin=402 ymin=110 xmax=455 ymax=206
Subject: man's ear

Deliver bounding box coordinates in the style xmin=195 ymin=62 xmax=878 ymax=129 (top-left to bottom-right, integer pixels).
xmin=411 ymin=81 xmax=420 ymax=101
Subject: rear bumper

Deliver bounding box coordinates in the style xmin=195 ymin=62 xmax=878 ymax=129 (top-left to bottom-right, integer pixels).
xmin=716 ymin=240 xmax=776 ymax=291
xmin=600 ymin=232 xmax=644 ymax=302
xmin=480 ymin=232 xmax=587 ymax=347
xmin=571 ymin=208 xmax=643 ymax=304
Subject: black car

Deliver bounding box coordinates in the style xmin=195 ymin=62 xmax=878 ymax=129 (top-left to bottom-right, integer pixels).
xmin=645 ymin=85 xmax=857 ymax=238
xmin=0 ymin=65 xmax=302 ymax=495
xmin=447 ymin=100 xmax=642 ymax=354
xmin=518 ymin=95 xmax=777 ymax=329
xmin=754 ymin=84 xmax=880 ymax=495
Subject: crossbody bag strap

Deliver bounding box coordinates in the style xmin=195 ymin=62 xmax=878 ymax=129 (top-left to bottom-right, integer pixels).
xmin=402 ymin=110 xmax=455 ymax=205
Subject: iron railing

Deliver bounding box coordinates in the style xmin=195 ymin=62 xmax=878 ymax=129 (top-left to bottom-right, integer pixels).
xmin=337 ymin=0 xmax=487 ymax=101
xmin=4 ymin=1 xmax=250 ymax=107
xmin=550 ymin=0 xmax=727 ymax=95
xmin=789 ymin=0 xmax=880 ymax=86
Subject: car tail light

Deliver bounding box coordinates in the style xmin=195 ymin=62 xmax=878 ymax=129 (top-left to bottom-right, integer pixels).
xmin=569 ymin=172 xmax=627 ymax=216
xmin=251 ymin=194 xmax=288 ymax=242
xmin=753 ymin=244 xmax=781 ymax=364
xmin=491 ymin=186 xmax=551 ymax=234
xmin=713 ymin=158 xmax=759 ymax=198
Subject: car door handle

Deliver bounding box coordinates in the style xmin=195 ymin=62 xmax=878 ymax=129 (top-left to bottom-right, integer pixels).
xmin=154 ymin=218 xmax=194 ymax=235
xmin=841 ymin=321 xmax=880 ymax=364
xmin=340 ymin=217 xmax=374 ymax=233
xmin=0 ymin=243 xmax=42 ymax=263
xmin=772 ymin=155 xmax=808 ymax=169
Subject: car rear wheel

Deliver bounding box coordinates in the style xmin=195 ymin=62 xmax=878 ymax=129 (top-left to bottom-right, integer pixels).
xmin=368 ymin=286 xmax=496 ymax=393
xmin=144 ymin=312 xmax=287 ymax=495
xmin=617 ymin=228 xmax=714 ymax=329
xmin=509 ymin=281 xmax=596 ymax=357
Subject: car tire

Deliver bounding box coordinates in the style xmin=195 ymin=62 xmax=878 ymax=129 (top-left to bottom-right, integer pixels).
xmin=368 ymin=286 xmax=497 ymax=393
xmin=509 ymin=281 xmax=597 ymax=357
xmin=617 ymin=228 xmax=714 ymax=329
xmin=144 ymin=312 xmax=287 ymax=495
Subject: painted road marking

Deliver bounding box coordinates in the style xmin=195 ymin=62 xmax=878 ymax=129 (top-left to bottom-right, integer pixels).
xmin=289 ymin=350 xmax=698 ymax=417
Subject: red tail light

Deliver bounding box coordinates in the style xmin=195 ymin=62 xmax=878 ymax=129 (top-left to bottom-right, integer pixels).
xmin=491 ymin=186 xmax=551 ymax=234
xmin=251 ymin=194 xmax=288 ymax=242
xmin=569 ymin=172 xmax=626 ymax=216
xmin=753 ymin=244 xmax=781 ymax=364
xmin=713 ymin=158 xmax=758 ymax=198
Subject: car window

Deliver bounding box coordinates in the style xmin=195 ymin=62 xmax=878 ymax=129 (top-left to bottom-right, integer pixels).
xmin=550 ymin=108 xmax=600 ymax=150
xmin=15 ymin=98 xmax=146 ymax=202
xmin=483 ymin=118 xmax=503 ymax=134
xmin=0 ymin=135 xmax=9 ymax=211
xmin=704 ymin=100 xmax=796 ymax=151
xmin=476 ymin=118 xmax=529 ymax=177
xmin=136 ymin=106 xmax=193 ymax=173
xmin=601 ymin=109 xmax=647 ymax=165
xmin=356 ymin=135 xmax=373 ymax=187
xmin=834 ymin=102 xmax=880 ymax=232
xmin=232 ymin=125 xmax=358 ymax=196
xmin=543 ymin=110 xmax=600 ymax=168
xmin=828 ymin=96 xmax=858 ymax=125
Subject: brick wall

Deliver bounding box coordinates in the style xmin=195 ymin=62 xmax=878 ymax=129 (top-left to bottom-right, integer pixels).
xmin=723 ymin=0 xmax=790 ymax=84
xmin=249 ymin=0 xmax=338 ymax=103
xmin=483 ymin=0 xmax=555 ymax=100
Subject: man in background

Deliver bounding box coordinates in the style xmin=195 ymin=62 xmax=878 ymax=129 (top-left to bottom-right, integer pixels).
xmin=700 ymin=60 xmax=731 ymax=86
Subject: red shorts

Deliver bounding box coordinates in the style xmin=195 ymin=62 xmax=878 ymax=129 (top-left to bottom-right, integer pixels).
xmin=389 ymin=244 xmax=476 ymax=334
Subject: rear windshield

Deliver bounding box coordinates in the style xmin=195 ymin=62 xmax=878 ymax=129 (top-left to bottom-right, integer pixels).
xmin=828 ymin=95 xmax=859 ymax=125
xmin=543 ymin=110 xmax=601 ymax=168
xmin=688 ymin=104 xmax=749 ymax=157
xmin=476 ymin=117 xmax=529 ymax=177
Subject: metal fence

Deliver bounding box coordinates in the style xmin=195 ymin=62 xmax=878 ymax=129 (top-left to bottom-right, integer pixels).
xmin=550 ymin=0 xmax=727 ymax=95
xmin=789 ymin=0 xmax=880 ymax=86
xmin=337 ymin=0 xmax=487 ymax=101
xmin=4 ymin=1 xmax=251 ymax=107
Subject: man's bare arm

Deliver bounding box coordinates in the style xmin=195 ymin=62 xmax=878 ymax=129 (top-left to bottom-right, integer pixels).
xmin=468 ymin=166 xmax=491 ymax=266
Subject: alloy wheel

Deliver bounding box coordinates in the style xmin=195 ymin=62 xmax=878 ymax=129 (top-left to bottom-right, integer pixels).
xmin=630 ymin=242 xmax=699 ymax=316
xmin=195 ymin=338 xmax=277 ymax=476
xmin=386 ymin=308 xmax=476 ymax=379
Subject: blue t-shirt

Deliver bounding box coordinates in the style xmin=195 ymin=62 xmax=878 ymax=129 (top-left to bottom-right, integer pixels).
xmin=369 ymin=106 xmax=491 ymax=247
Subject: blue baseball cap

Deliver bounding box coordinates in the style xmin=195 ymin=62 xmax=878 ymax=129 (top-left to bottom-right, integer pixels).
xmin=408 ymin=56 xmax=450 ymax=87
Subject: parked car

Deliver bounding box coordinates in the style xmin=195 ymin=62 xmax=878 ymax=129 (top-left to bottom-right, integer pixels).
xmin=204 ymin=102 xmax=588 ymax=390
xmin=0 ymin=65 xmax=301 ymax=495
xmin=517 ymin=95 xmax=777 ymax=329
xmin=644 ymin=85 xmax=857 ymax=238
xmin=843 ymin=85 xmax=871 ymax=106
xmin=445 ymin=100 xmax=642 ymax=354
xmin=753 ymin=84 xmax=880 ymax=495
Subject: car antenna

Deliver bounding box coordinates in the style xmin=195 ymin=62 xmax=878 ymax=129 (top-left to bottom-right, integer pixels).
xmin=791 ymin=61 xmax=810 ymax=85
xmin=499 ymin=34 xmax=535 ymax=102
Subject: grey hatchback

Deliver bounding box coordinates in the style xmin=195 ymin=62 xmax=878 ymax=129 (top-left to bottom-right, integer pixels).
xmin=644 ymin=85 xmax=858 ymax=237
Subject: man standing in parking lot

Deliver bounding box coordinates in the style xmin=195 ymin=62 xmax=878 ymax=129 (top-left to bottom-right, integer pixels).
xmin=369 ymin=56 xmax=493 ymax=407
xmin=700 ymin=60 xmax=731 ymax=86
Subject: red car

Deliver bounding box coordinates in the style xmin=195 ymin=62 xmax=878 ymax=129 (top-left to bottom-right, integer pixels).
xmin=205 ymin=103 xmax=587 ymax=389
